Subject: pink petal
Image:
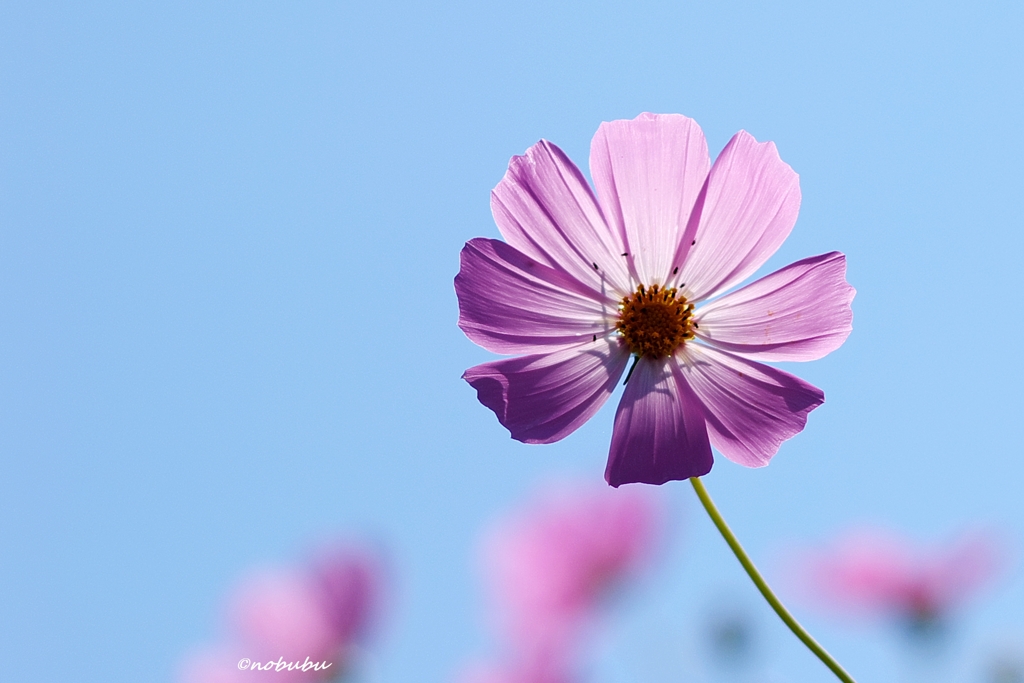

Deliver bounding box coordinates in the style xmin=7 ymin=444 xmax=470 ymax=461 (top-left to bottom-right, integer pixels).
xmin=674 ymin=131 xmax=801 ymax=301
xmin=605 ymin=358 xmax=713 ymax=486
xmin=456 ymin=238 xmax=618 ymax=355
xmin=926 ymin=532 xmax=1003 ymax=609
xmin=590 ymin=113 xmax=710 ymax=286
xmin=180 ymin=648 xmax=323 ymax=683
xmin=679 ymin=344 xmax=823 ymax=467
xmin=795 ymin=530 xmax=920 ymax=614
xmin=792 ymin=528 xmax=1003 ymax=619
xmin=694 ymin=252 xmax=855 ymax=361
xmin=457 ymin=651 xmax=574 ymax=683
xmin=179 ymin=648 xmax=250 ymax=683
xmin=310 ymin=548 xmax=381 ymax=646
xmin=491 ymin=140 xmax=631 ymax=296
xmin=463 ymin=341 xmax=630 ymax=444
xmin=228 ymin=570 xmax=336 ymax=661
xmin=484 ymin=485 xmax=659 ymax=650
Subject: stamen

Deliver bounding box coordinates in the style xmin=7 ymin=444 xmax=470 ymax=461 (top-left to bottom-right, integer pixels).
xmin=616 ymin=283 xmax=696 ymax=359
xmin=623 ymin=355 xmax=640 ymax=385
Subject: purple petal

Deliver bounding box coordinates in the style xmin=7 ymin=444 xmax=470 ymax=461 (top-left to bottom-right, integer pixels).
xmin=605 ymin=358 xmax=713 ymax=487
xmin=694 ymin=252 xmax=855 ymax=361
xmin=590 ymin=113 xmax=710 ymax=286
xmin=679 ymin=344 xmax=824 ymax=467
xmin=491 ymin=140 xmax=631 ymax=296
xmin=456 ymin=238 xmax=619 ymax=354
xmin=674 ymin=131 xmax=801 ymax=301
xmin=463 ymin=341 xmax=630 ymax=445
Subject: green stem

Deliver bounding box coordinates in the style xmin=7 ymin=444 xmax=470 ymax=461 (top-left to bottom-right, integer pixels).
xmin=689 ymin=476 xmax=856 ymax=683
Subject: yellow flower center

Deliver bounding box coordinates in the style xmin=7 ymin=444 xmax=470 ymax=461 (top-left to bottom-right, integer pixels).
xmin=616 ymin=284 xmax=695 ymax=359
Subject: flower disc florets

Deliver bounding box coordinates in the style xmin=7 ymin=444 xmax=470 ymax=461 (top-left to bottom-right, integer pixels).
xmin=616 ymin=284 xmax=695 ymax=359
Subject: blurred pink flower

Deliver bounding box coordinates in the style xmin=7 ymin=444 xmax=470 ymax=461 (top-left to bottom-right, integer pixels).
xmin=454 ymin=483 xmax=663 ymax=683
xmin=483 ymin=484 xmax=661 ymax=650
xmin=180 ymin=651 xmax=247 ymax=683
xmin=180 ymin=647 xmax=251 ymax=683
xmin=229 ymin=569 xmax=338 ymax=662
xmin=311 ymin=548 xmax=380 ymax=647
xmin=180 ymin=546 xmax=382 ymax=683
xmin=457 ymin=649 xmax=573 ymax=683
xmin=794 ymin=528 xmax=1002 ymax=628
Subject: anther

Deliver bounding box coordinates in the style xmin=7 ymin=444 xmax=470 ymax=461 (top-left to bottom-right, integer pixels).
xmin=623 ymin=355 xmax=640 ymax=385
xmin=616 ymin=283 xmax=696 ymax=359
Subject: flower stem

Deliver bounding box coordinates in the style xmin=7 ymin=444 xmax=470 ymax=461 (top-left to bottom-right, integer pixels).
xmin=689 ymin=476 xmax=856 ymax=683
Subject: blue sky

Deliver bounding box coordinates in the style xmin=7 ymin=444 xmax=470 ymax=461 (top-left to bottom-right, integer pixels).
xmin=2 ymin=1 xmax=1023 ymax=681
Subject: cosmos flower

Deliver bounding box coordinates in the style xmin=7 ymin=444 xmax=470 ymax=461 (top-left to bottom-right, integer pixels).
xmin=456 ymin=113 xmax=854 ymax=486
xmin=180 ymin=547 xmax=382 ymax=683
xmin=793 ymin=528 xmax=1002 ymax=633
xmin=456 ymin=653 xmax=574 ymax=683
xmin=482 ymin=484 xmax=660 ymax=651
xmin=455 ymin=483 xmax=660 ymax=683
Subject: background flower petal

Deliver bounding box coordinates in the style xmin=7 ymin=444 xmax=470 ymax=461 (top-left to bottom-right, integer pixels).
xmin=789 ymin=528 xmax=1004 ymax=620
xmin=679 ymin=344 xmax=823 ymax=467
xmin=456 ymin=238 xmax=618 ymax=354
xmin=589 ymin=113 xmax=710 ymax=286
xmin=482 ymin=484 xmax=660 ymax=655
xmin=228 ymin=570 xmax=336 ymax=661
xmin=463 ymin=341 xmax=629 ymax=445
xmin=674 ymin=131 xmax=801 ymax=302
xmin=491 ymin=140 xmax=631 ymax=296
xmin=927 ymin=531 xmax=1004 ymax=610
xmin=694 ymin=252 xmax=855 ymax=361
xmin=605 ymin=358 xmax=712 ymax=486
